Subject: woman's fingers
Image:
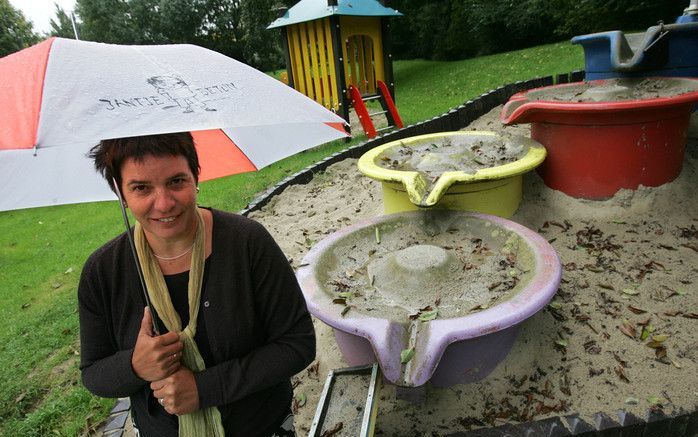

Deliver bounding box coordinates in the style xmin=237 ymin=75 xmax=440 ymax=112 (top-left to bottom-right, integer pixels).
xmin=156 ymin=331 xmax=181 ymax=346
xmin=167 ymin=360 xmax=181 ymax=375
xmin=155 ymin=342 xmax=183 ymax=364
xmin=150 ymin=368 xmax=199 ymax=415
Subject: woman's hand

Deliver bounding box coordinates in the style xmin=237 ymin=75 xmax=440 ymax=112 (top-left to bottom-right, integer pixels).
xmin=131 ymin=307 xmax=183 ymax=381
xmin=151 ymin=368 xmax=200 ymax=415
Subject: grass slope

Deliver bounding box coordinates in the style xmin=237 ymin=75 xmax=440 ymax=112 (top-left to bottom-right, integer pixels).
xmin=0 ymin=41 xmax=582 ymax=436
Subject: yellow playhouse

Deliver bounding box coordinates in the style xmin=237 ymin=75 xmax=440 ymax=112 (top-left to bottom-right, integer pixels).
xmin=268 ymin=0 xmax=403 ymax=136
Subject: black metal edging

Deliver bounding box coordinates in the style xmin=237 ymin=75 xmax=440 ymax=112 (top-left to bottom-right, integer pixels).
xmin=446 ymin=408 xmax=697 ymax=437
xmin=237 ymin=70 xmax=696 ymax=436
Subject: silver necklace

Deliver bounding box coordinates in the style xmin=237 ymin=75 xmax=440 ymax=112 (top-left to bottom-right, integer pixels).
xmin=153 ymin=241 xmax=195 ymax=261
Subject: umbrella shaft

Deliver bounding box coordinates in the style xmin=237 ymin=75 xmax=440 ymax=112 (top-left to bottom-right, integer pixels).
xmin=113 ymin=178 xmax=161 ymax=335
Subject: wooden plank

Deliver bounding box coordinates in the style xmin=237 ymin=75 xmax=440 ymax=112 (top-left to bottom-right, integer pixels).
xmin=331 ymin=16 xmax=349 ymax=121
xmin=299 ymin=23 xmax=315 ymax=100
xmin=364 ymin=36 xmax=376 ymax=95
xmin=315 ymin=20 xmax=331 ymax=108
xmin=307 ymin=21 xmax=323 ymax=104
xmin=289 ymin=26 xmax=306 ymax=95
xmin=324 ymin=18 xmax=340 ymax=111
xmin=356 ymin=35 xmax=367 ymax=94
xmin=347 ymin=37 xmax=358 ymax=91
xmin=380 ymin=17 xmax=395 ymax=99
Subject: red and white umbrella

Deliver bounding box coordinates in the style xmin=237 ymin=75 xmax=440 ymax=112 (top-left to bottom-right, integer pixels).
xmin=0 ymin=37 xmax=347 ymax=211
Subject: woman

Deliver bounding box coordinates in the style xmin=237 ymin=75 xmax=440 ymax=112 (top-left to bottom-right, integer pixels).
xmin=78 ymin=132 xmax=315 ymax=436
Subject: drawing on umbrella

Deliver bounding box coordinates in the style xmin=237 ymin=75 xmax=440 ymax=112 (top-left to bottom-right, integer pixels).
xmin=145 ymin=75 xmax=218 ymax=113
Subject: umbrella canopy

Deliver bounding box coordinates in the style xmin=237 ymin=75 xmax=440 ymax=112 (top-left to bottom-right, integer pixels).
xmin=0 ymin=37 xmax=347 ymax=211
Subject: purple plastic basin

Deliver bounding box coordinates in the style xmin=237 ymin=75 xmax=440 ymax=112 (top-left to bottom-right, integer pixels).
xmin=296 ymin=210 xmax=561 ymax=387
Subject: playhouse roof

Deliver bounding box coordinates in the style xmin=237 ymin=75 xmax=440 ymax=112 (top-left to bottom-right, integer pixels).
xmin=267 ymin=0 xmax=402 ymax=29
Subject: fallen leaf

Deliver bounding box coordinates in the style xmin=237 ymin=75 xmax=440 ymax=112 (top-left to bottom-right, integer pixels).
xmin=646 ymin=340 xmax=665 ymax=349
xmin=614 ymin=366 xmax=630 ymax=383
xmin=583 ymin=340 xmax=601 ymax=355
xmin=655 ymin=347 xmax=667 ymax=359
xmin=320 ymin=421 xmax=343 ymax=437
xmin=619 ymin=322 xmax=636 ymax=339
xmin=418 ymin=309 xmax=438 ymax=322
xmin=627 ymin=306 xmax=647 ymax=314
xmin=400 ymin=348 xmax=415 ymax=364
xmin=64 ymin=267 xmax=74 ymax=274
xmin=625 ymin=397 xmax=639 ymax=405
xmin=549 ymin=301 xmax=563 ymax=310
xmin=681 ymin=243 xmax=698 ymax=253
xmin=296 ymin=393 xmax=307 ymax=408
xmin=554 ymin=339 xmax=568 ymax=349
xmin=646 ymin=395 xmax=662 ymax=406
xmin=622 ymin=288 xmax=639 ymax=295
xmin=651 ymin=334 xmax=669 ymax=342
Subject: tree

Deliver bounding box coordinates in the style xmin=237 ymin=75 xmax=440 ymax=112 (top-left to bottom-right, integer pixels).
xmin=73 ymin=0 xmax=247 ymax=60
xmin=75 ymin=0 xmax=148 ymax=43
xmin=241 ymin=0 xmax=283 ymax=70
xmin=49 ymin=3 xmax=78 ymax=38
xmin=0 ymin=0 xmax=40 ymax=57
xmin=389 ymin=0 xmax=686 ymax=61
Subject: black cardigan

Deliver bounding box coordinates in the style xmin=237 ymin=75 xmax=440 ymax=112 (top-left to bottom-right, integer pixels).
xmin=78 ymin=209 xmax=315 ymax=436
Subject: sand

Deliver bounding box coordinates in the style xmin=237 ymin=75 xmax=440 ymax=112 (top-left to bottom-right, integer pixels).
xmin=248 ymin=109 xmax=698 ymax=435
xmin=376 ymin=134 xmax=528 ymax=177
xmin=319 ymin=212 xmax=532 ymax=323
xmin=525 ymin=77 xmax=698 ymax=102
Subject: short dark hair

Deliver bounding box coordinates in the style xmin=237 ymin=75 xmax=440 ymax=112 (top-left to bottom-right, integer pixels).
xmin=89 ymin=132 xmax=200 ymax=193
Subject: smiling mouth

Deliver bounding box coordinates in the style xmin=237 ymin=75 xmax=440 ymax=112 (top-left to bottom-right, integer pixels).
xmin=156 ymin=216 xmax=176 ymax=223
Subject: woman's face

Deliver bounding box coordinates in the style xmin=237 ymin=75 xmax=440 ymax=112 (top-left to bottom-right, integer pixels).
xmin=120 ymin=154 xmax=198 ymax=244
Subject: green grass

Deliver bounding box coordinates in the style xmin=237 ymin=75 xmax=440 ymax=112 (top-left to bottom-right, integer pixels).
xmin=0 ymin=41 xmax=582 ymax=435
xmin=392 ymin=42 xmax=583 ymax=123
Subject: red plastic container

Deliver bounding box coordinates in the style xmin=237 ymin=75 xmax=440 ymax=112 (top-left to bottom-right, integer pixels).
xmin=501 ymin=78 xmax=698 ymax=199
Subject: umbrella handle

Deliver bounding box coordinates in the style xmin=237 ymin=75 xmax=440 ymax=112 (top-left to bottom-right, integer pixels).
xmin=112 ymin=178 xmax=161 ymax=335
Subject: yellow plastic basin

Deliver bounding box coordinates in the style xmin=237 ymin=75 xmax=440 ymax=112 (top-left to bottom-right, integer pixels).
xmin=357 ymin=131 xmax=546 ymax=218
